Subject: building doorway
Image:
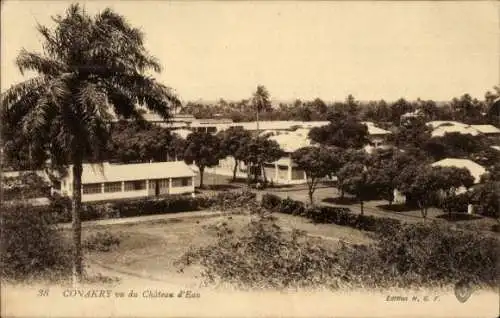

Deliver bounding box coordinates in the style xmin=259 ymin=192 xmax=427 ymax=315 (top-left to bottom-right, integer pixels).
xmin=155 ymin=180 xmax=160 ymax=197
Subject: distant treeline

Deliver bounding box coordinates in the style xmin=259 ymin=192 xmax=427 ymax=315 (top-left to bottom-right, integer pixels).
xmin=180 ymin=88 xmax=500 ymax=126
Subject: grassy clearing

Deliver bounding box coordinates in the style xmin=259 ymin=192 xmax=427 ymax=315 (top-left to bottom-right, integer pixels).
xmin=66 ymin=213 xmax=371 ymax=285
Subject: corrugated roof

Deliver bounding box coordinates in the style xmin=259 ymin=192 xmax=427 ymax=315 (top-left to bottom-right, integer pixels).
xmin=431 ymin=125 xmax=480 ymax=137
xmin=71 ymin=161 xmax=196 ymax=184
xmin=431 ymin=158 xmax=486 ymax=183
xmin=269 ymin=132 xmax=314 ymax=153
xmin=427 ymin=121 xmax=468 ymax=129
xmin=470 ymin=124 xmax=500 ymax=134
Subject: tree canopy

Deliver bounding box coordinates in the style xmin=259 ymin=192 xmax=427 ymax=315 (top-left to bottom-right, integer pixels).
xmin=183 ymin=131 xmax=222 ymax=188
xmin=308 ymin=113 xmax=369 ymax=149
xmin=291 ymin=146 xmax=341 ymax=203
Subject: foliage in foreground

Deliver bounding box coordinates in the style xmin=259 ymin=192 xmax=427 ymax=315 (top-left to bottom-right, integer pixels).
xmin=177 ymin=213 xmax=499 ymax=291
xmin=83 ymin=231 xmax=121 ymax=252
xmin=0 ymin=205 xmax=72 ymax=282
xmin=177 ymin=214 xmax=350 ymax=291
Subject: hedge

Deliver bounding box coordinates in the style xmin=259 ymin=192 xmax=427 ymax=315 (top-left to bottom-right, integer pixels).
xmin=262 ymin=193 xmax=403 ymax=234
xmin=4 ymin=190 xmax=257 ymax=224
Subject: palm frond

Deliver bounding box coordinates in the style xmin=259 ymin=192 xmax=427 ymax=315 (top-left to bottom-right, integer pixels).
xmin=1 ymin=76 xmax=49 ymax=110
xmin=106 ymin=74 xmax=179 ymax=120
xmin=16 ymin=49 xmax=67 ymax=77
xmin=36 ymin=23 xmax=65 ymax=62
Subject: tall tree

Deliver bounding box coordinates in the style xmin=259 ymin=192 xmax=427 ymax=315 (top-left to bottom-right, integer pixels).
xmin=368 ymin=148 xmax=417 ymax=205
xmin=450 ymin=94 xmax=483 ymax=124
xmin=309 ymin=113 xmax=369 ymax=149
xmin=390 ymin=98 xmax=414 ymax=125
xmin=395 ymin=165 xmax=440 ymax=219
xmin=183 ymin=131 xmax=222 ymax=188
xmin=0 ymin=4 xmax=179 ymax=283
xmin=218 ymin=127 xmax=252 ymax=181
xmin=424 ymin=132 xmax=490 ymax=161
xmin=251 ymin=85 xmax=272 ymax=133
xmin=436 ymin=166 xmax=474 ymax=217
xmin=240 ymin=136 xmax=283 ymax=185
xmin=108 ymin=121 xmax=174 ymax=163
xmin=291 ymin=146 xmax=341 ymax=204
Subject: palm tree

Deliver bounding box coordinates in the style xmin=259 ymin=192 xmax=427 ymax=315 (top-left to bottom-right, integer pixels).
xmin=0 ymin=4 xmax=180 ymax=284
xmin=251 ymin=85 xmax=271 ymax=135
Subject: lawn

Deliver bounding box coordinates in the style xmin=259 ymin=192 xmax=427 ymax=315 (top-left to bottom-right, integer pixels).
xmin=68 ymin=212 xmax=372 ymax=287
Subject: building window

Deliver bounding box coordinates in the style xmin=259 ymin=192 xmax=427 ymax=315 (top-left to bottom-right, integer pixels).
xmin=172 ymin=177 xmax=192 ymax=187
xmin=104 ymin=182 xmax=122 ymax=193
xmin=292 ymin=168 xmax=306 ymax=180
xmin=124 ymin=180 xmax=146 ymax=191
xmin=158 ymin=179 xmax=169 ymax=188
xmin=83 ymin=183 xmax=102 ymax=194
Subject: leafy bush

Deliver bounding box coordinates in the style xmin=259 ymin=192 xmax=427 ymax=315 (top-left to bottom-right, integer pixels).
xmin=209 ymin=190 xmax=258 ymax=212
xmin=280 ymin=197 xmax=306 ymax=215
xmin=178 ymin=213 xmax=499 ymax=290
xmin=2 ymin=172 xmax=50 ymax=201
xmin=471 ymin=182 xmax=499 ymax=219
xmin=177 ymin=214 xmax=351 ymax=290
xmin=83 ymin=231 xmax=121 ymax=252
xmin=0 ymin=205 xmax=72 ymax=282
xmin=364 ymin=222 xmax=498 ymax=288
xmin=439 ymin=192 xmax=470 ymax=214
xmin=261 ymin=193 xmax=282 ymax=210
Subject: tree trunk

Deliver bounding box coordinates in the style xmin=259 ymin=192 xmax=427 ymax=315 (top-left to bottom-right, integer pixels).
xmin=261 ymin=163 xmax=267 ymax=184
xmin=199 ymin=166 xmax=205 ymax=189
xmin=232 ymin=160 xmax=239 ymax=182
xmin=308 ymin=189 xmax=314 ymax=205
xmin=72 ymin=161 xmax=83 ymax=285
xmin=360 ymin=201 xmax=364 ymax=215
xmin=245 ymin=162 xmax=252 ymax=186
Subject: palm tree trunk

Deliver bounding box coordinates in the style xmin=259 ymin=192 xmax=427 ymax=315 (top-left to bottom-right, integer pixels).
xmin=72 ymin=161 xmax=83 ymax=285
xmin=256 ymin=110 xmax=260 ymax=134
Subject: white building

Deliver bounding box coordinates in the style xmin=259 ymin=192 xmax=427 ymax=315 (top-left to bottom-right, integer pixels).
xmin=431 ymin=158 xmax=486 ymax=184
xmin=469 ymin=124 xmax=500 ymax=137
xmin=55 ymin=161 xmax=196 ymax=202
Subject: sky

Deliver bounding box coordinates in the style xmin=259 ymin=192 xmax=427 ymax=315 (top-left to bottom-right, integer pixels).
xmin=1 ymin=1 xmax=498 ymax=103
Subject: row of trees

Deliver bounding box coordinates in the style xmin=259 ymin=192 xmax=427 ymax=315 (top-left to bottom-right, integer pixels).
xmin=292 ymin=145 xmax=487 ymax=219
xmin=105 ymin=122 xmax=284 ymax=188
xmin=180 ymin=88 xmax=500 ymax=127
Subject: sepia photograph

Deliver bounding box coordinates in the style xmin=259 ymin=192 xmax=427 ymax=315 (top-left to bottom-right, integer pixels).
xmin=0 ymin=1 xmax=499 ymax=317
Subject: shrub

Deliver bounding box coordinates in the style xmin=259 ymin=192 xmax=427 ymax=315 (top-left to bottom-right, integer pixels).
xmin=368 ymin=222 xmax=499 ymax=288
xmin=471 ymin=182 xmax=499 ymax=219
xmin=178 ymin=212 xmax=499 ymax=290
xmin=210 ymin=190 xmax=258 ymax=211
xmin=2 ymin=172 xmax=50 ymax=201
xmin=261 ymin=193 xmax=282 ymax=210
xmin=439 ymin=192 xmax=470 ymax=214
xmin=0 ymin=205 xmax=72 ymax=282
xmin=280 ymin=197 xmax=306 ymax=215
xmin=176 ymin=214 xmax=351 ymax=290
xmin=83 ymin=231 xmax=121 ymax=252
